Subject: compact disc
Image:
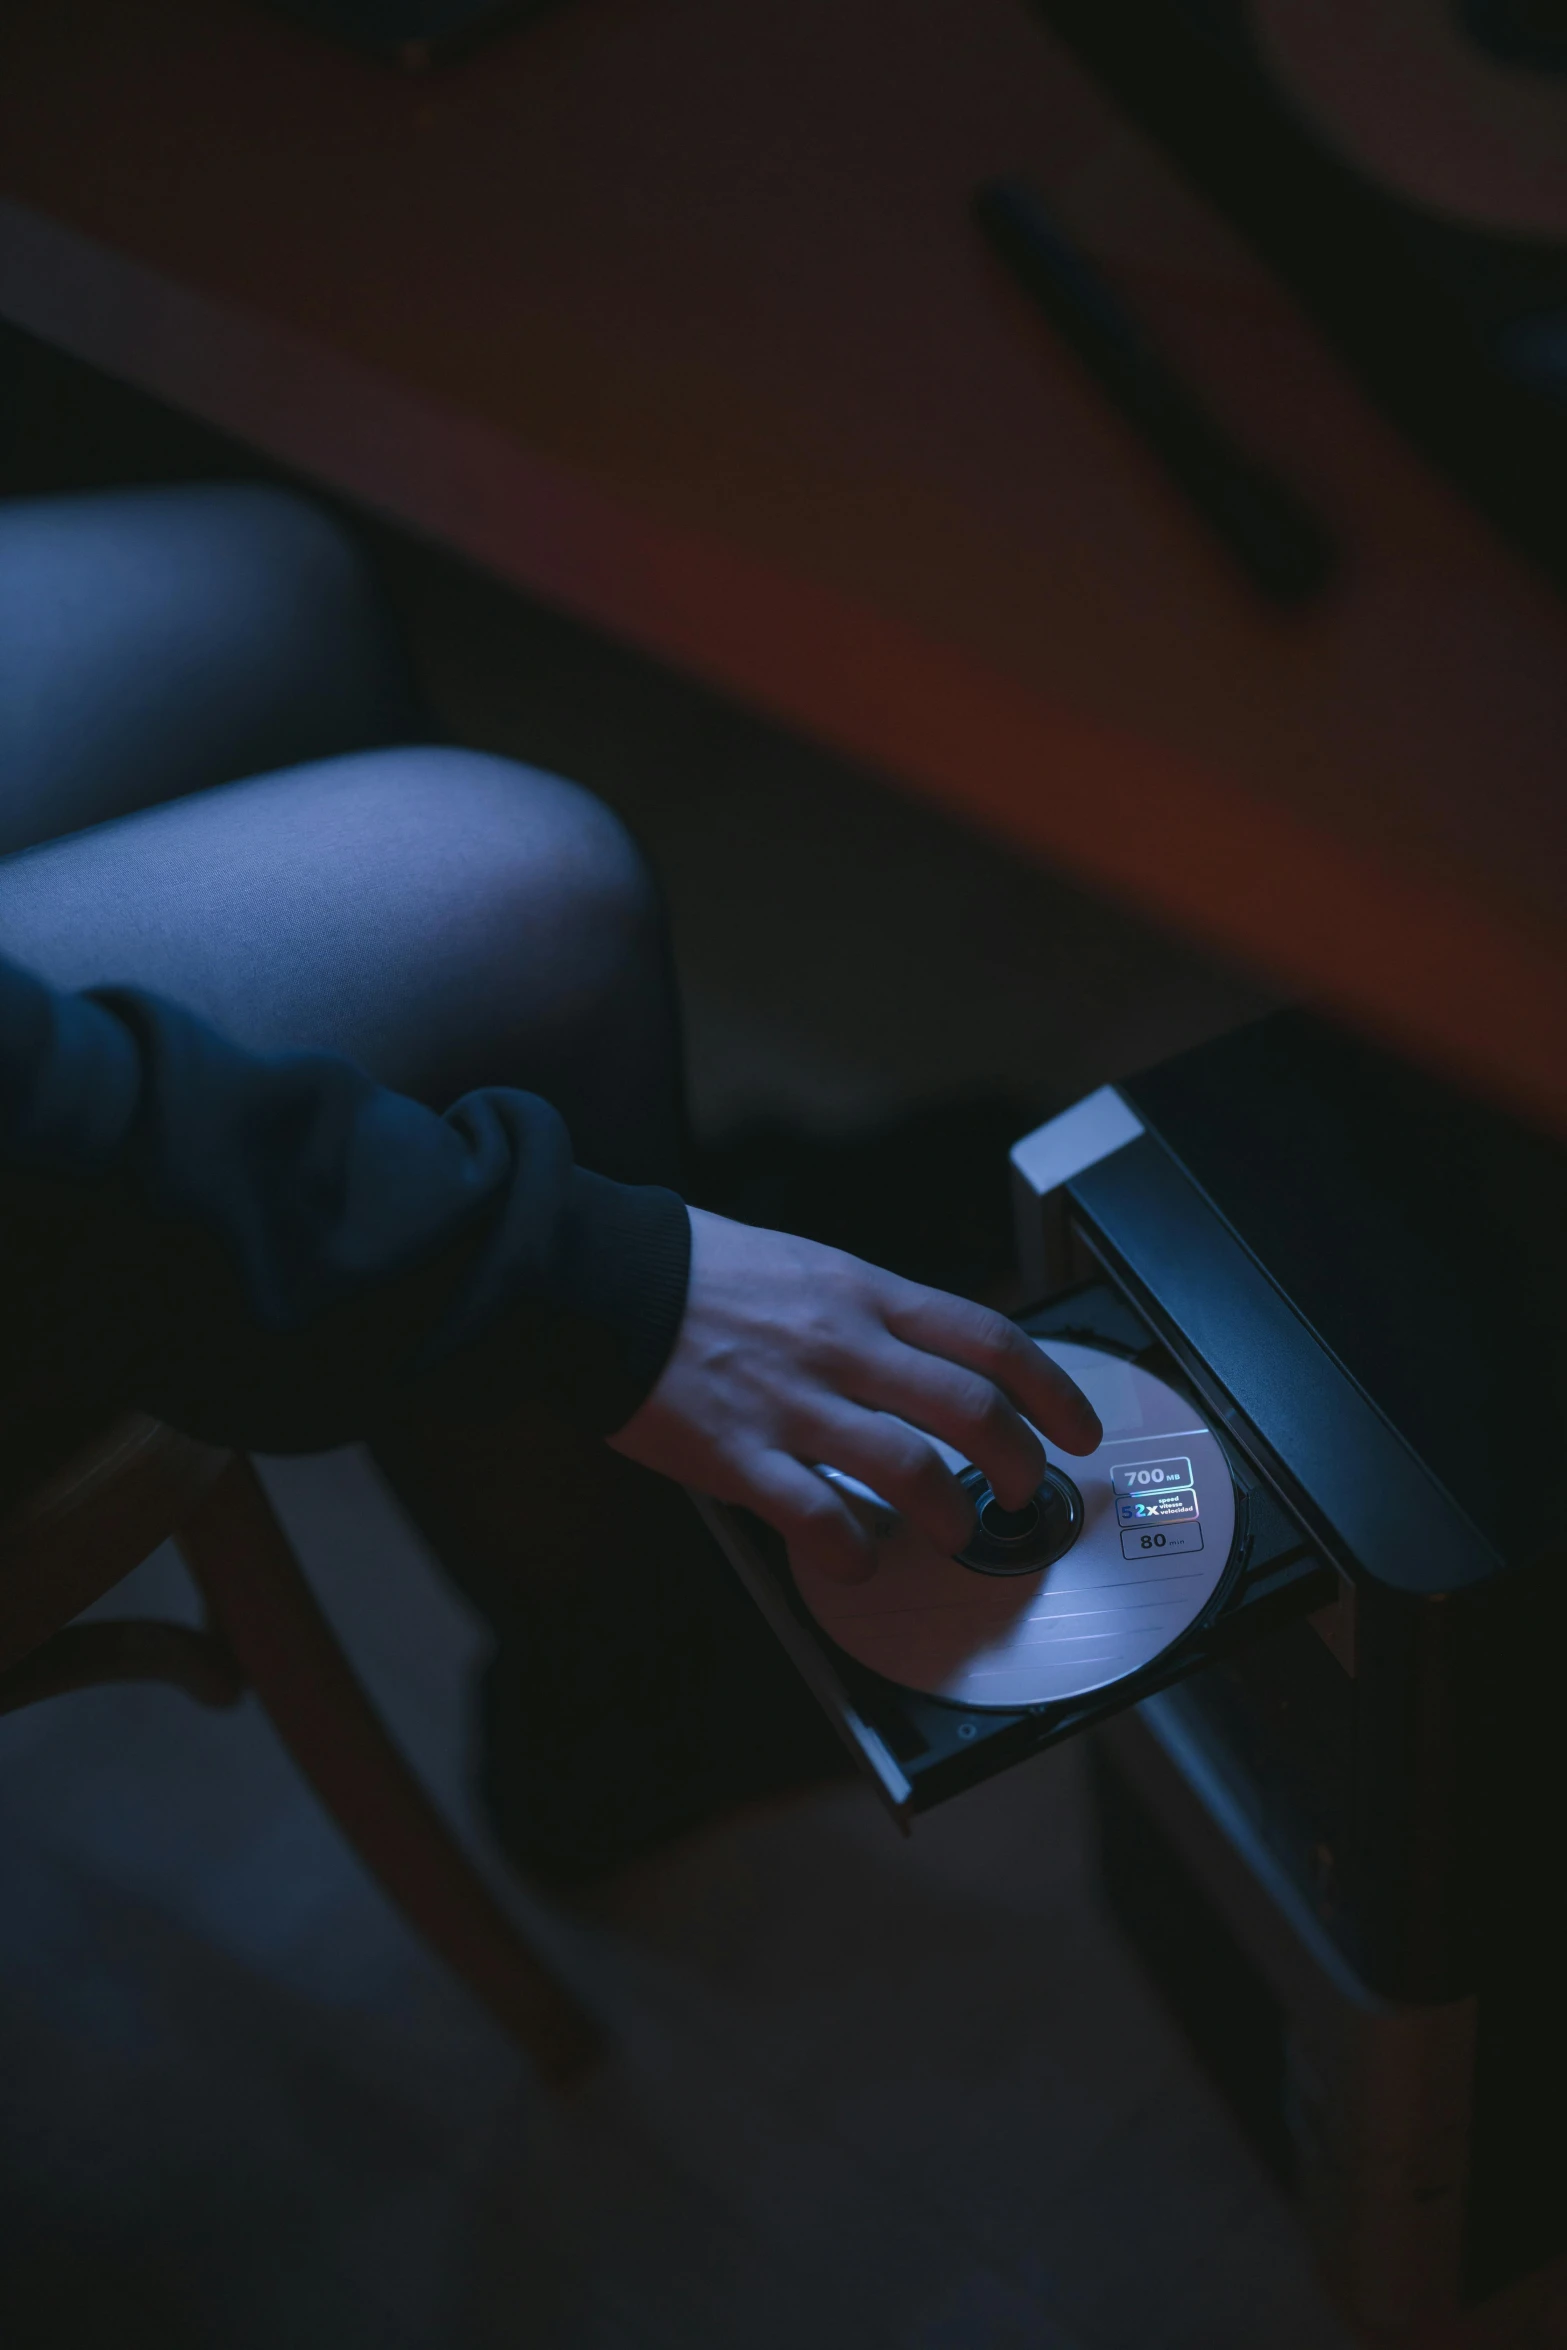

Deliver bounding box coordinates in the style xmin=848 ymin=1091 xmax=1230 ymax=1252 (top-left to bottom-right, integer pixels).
xmin=793 ymin=1340 xmax=1237 ymax=1711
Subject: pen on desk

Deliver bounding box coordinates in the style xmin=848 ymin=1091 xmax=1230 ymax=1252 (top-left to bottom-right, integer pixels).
xmin=973 ymin=176 xmax=1340 ymax=607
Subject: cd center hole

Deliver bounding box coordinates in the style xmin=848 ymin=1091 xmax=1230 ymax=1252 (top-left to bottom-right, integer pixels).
xmin=979 ymin=1496 xmax=1041 ymax=1541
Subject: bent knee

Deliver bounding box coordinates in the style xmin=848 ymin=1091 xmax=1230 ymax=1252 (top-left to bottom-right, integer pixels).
xmin=177 ymin=485 xmax=411 ymax=691
xmin=363 ymin=747 xmax=651 ymax=897
xmin=290 ymin=746 xmax=663 ymax=974
xmin=142 ymin=480 xmax=377 ymax=609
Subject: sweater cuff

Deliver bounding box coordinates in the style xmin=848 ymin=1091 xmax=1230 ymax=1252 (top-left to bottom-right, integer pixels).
xmin=552 ymin=1169 xmax=693 ymax=1431
xmin=417 ymin=1170 xmax=692 ymax=1437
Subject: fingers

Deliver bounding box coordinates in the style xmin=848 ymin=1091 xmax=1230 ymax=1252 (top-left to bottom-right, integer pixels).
xmin=745 ymin=1451 xmax=878 ymax=1584
xmin=881 ymin=1288 xmax=1103 ymax=1456
xmin=846 ymin=1345 xmax=1047 ymax=1510
xmin=809 ymin=1405 xmax=977 ymax=1558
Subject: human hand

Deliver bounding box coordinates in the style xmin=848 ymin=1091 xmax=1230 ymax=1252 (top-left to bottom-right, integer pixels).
xmin=609 ymin=1208 xmax=1102 ymax=1584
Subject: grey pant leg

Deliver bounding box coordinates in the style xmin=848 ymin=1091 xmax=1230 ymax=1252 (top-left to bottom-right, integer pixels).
xmin=0 ymin=481 xmax=682 ymax=1182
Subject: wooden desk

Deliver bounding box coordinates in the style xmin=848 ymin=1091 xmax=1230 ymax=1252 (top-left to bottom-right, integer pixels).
xmin=2 ymin=0 xmax=1564 ymax=1126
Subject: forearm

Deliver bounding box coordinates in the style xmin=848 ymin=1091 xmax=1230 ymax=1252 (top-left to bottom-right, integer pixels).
xmin=0 ymin=957 xmax=689 ymax=1449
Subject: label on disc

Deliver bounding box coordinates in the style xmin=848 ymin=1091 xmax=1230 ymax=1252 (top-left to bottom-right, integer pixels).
xmin=792 ymin=1340 xmax=1237 ymax=1710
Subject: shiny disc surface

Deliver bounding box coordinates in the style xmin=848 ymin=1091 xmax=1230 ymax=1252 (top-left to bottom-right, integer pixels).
xmin=793 ymin=1340 xmax=1237 ymax=1710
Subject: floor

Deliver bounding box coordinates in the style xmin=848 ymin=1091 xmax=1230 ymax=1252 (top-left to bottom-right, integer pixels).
xmin=0 ymin=1453 xmax=1347 ymax=2350
xmin=0 ymin=334 xmax=1362 ymax=2349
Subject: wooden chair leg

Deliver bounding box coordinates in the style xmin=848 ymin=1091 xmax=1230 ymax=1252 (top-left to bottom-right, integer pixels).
xmin=175 ymin=1457 xmax=600 ymax=2086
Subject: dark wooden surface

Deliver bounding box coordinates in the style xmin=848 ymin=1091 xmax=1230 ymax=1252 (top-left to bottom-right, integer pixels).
xmin=2 ymin=0 xmax=1564 ymax=1129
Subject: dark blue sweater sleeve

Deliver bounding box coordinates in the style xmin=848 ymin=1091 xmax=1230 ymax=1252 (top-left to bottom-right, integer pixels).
xmin=0 ymin=954 xmax=691 ymax=1449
